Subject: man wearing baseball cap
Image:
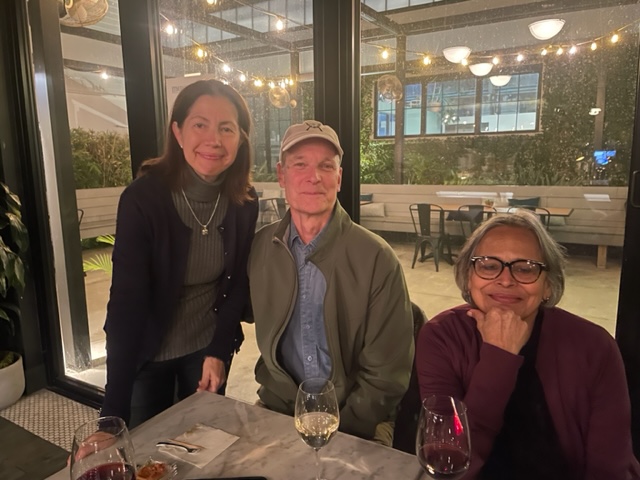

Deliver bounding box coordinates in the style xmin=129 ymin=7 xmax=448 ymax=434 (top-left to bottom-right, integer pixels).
xmin=248 ymin=120 xmax=413 ymax=445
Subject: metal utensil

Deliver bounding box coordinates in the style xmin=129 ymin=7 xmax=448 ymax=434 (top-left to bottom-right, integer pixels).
xmin=156 ymin=439 xmax=202 ymax=453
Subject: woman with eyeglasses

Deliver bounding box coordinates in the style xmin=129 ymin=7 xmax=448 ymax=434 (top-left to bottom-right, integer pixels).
xmin=416 ymin=209 xmax=639 ymax=480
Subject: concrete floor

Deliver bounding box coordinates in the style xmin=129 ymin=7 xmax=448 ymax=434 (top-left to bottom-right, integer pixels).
xmin=75 ymin=240 xmax=621 ymax=405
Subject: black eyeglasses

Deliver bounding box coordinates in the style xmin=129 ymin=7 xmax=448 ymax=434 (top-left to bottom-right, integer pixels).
xmin=470 ymin=256 xmax=548 ymax=284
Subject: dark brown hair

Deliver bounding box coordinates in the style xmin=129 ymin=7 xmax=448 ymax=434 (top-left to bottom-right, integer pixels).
xmin=139 ymin=79 xmax=253 ymax=205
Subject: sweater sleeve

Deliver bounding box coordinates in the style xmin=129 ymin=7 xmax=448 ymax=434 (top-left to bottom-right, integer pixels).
xmin=101 ymin=187 xmax=153 ymax=424
xmin=339 ymin=247 xmax=414 ymax=440
xmin=584 ymin=334 xmax=640 ymax=480
xmin=416 ymin=312 xmax=523 ymax=478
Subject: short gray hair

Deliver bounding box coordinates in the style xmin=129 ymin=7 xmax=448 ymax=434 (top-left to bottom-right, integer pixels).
xmin=454 ymin=209 xmax=567 ymax=307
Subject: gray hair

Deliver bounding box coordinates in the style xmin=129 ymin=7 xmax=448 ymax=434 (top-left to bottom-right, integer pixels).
xmin=454 ymin=209 xmax=567 ymax=307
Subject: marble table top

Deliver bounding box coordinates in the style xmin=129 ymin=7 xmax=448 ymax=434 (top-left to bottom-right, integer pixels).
xmin=49 ymin=391 xmax=423 ymax=479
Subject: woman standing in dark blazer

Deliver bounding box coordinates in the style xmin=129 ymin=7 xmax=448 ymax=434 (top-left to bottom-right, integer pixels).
xmin=101 ymin=79 xmax=258 ymax=427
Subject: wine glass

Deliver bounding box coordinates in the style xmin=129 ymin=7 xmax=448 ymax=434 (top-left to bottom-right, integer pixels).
xmin=70 ymin=416 xmax=136 ymax=480
xmin=294 ymin=378 xmax=340 ymax=480
xmin=416 ymin=395 xmax=471 ymax=480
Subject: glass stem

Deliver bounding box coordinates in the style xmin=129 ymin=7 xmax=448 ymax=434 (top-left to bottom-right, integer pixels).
xmin=314 ymin=447 xmax=321 ymax=480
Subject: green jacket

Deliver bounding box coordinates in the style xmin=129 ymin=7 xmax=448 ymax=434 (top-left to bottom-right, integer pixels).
xmin=249 ymin=202 xmax=414 ymax=440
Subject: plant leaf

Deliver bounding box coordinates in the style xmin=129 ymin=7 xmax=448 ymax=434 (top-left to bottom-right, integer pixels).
xmin=96 ymin=234 xmax=115 ymax=246
xmin=83 ymin=253 xmax=113 ymax=274
xmin=7 ymin=213 xmax=28 ymax=252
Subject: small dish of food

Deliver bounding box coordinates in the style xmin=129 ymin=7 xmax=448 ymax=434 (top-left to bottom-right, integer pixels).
xmin=136 ymin=459 xmax=177 ymax=480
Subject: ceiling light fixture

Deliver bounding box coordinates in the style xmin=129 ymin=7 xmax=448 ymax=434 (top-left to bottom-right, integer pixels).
xmin=490 ymin=75 xmax=512 ymax=87
xmin=469 ymin=63 xmax=493 ymax=76
xmin=442 ymin=46 xmax=471 ymax=64
xmin=528 ymin=19 xmax=565 ymax=40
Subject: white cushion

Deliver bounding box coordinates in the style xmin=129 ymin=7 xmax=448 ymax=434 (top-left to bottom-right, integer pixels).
xmin=360 ymin=203 xmax=385 ymax=217
xmin=549 ymin=216 xmax=566 ymax=226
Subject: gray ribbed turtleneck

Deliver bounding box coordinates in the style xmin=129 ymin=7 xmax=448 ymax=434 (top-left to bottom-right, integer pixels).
xmin=154 ymin=166 xmax=229 ymax=361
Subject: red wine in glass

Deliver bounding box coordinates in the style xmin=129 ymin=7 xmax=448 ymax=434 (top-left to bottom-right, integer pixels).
xmin=416 ymin=395 xmax=471 ymax=480
xmin=70 ymin=417 xmax=136 ymax=480
xmin=419 ymin=443 xmax=469 ymax=479
xmin=75 ymin=462 xmax=135 ymax=480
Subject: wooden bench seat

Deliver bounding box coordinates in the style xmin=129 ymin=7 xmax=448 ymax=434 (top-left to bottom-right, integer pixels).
xmin=76 ymin=187 xmax=124 ymax=240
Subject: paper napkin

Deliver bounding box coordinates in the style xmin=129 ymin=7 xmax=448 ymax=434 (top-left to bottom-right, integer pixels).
xmin=157 ymin=423 xmax=239 ymax=468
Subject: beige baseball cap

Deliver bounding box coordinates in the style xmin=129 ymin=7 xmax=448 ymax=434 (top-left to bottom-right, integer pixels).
xmin=279 ymin=120 xmax=344 ymax=163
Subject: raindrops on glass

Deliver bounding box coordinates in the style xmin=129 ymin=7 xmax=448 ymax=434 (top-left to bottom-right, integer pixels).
xmin=377 ymin=74 xmax=403 ymax=103
xmin=268 ymin=86 xmax=291 ymax=108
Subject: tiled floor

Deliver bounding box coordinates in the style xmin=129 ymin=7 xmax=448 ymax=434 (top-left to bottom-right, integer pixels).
xmin=0 ymin=389 xmax=98 ymax=451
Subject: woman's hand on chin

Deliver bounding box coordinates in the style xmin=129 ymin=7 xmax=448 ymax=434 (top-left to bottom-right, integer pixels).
xmin=468 ymin=307 xmax=532 ymax=355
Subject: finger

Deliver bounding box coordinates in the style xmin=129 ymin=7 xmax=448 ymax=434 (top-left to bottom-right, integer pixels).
xmin=467 ymin=308 xmax=485 ymax=323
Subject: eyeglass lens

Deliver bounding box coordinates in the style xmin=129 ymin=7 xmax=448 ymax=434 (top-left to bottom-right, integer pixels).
xmin=473 ymin=257 xmax=543 ymax=284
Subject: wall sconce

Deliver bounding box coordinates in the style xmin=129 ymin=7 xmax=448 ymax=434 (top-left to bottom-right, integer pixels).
xmin=469 ymin=63 xmax=493 ymax=76
xmin=490 ymin=75 xmax=512 ymax=87
xmin=442 ymin=46 xmax=471 ymax=64
xmin=528 ymin=19 xmax=565 ymax=40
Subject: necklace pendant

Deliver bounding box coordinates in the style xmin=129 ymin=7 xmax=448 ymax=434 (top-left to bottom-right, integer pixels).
xmin=201 ymin=226 xmax=209 ymax=236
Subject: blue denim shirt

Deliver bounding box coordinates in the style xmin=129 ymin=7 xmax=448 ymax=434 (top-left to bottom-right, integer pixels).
xmin=278 ymin=220 xmax=331 ymax=384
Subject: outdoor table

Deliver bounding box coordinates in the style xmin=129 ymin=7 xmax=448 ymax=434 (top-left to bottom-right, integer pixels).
xmin=49 ymin=391 xmax=423 ymax=479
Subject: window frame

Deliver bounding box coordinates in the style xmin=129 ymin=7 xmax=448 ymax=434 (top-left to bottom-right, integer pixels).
xmin=373 ymin=65 xmax=543 ymax=138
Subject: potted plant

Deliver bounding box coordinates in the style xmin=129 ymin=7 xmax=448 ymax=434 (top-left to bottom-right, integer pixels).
xmin=0 ymin=181 xmax=28 ymax=409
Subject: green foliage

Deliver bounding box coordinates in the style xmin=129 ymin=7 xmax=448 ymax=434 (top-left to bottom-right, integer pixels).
xmin=359 ymin=38 xmax=637 ymax=186
xmin=252 ymin=163 xmax=278 ymax=182
xmin=0 ymin=182 xmax=28 ymax=336
xmin=71 ymin=128 xmax=132 ymax=189
xmin=0 ymin=351 xmax=18 ymax=368
xmin=82 ymin=235 xmax=115 ymax=275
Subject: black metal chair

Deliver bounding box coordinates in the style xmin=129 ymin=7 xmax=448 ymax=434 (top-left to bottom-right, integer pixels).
xmin=392 ymin=302 xmax=428 ymax=454
xmin=275 ymin=198 xmax=287 ymax=219
xmin=457 ymin=204 xmax=495 ymax=239
xmin=409 ymin=203 xmax=452 ymax=272
xmin=507 ymin=205 xmax=551 ymax=229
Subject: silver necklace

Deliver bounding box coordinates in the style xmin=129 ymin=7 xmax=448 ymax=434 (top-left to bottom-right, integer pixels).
xmin=181 ymin=188 xmax=221 ymax=236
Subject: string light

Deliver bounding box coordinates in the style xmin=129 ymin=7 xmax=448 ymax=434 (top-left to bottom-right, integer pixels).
xmin=100 ymin=71 xmax=109 ymax=80
xmin=461 ymin=58 xmax=468 ymax=66
xmin=206 ymin=0 xmax=217 ymax=5
xmin=159 ymin=10 xmax=636 ymax=94
xmin=360 ymin=18 xmax=637 ymax=70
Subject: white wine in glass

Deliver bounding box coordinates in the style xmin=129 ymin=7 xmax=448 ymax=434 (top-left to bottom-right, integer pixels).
xmin=416 ymin=395 xmax=471 ymax=480
xmin=294 ymin=378 xmax=340 ymax=480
